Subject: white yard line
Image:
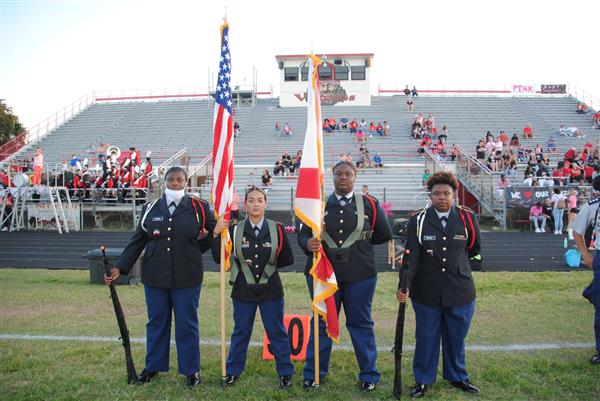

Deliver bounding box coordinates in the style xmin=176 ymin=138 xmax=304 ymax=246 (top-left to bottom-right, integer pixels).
xmin=0 ymin=334 xmax=594 ymax=352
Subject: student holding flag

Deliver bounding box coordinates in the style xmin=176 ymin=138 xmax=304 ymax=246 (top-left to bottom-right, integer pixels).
xmin=298 ymin=161 xmax=393 ymax=391
xmin=212 ymin=186 xmax=295 ymax=388
xmin=294 ymin=55 xmax=393 ymax=392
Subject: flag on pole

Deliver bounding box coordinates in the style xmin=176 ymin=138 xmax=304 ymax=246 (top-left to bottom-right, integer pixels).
xmin=211 ymin=21 xmax=234 ymax=270
xmin=294 ymin=55 xmax=340 ymax=342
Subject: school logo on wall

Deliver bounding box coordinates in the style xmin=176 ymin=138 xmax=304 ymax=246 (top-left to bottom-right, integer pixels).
xmin=294 ymin=80 xmax=356 ymax=105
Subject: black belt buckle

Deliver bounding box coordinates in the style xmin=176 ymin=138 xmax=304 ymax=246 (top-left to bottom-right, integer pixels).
xmin=326 ymin=247 xmax=351 ymax=263
xmin=248 ymin=283 xmax=267 ymax=296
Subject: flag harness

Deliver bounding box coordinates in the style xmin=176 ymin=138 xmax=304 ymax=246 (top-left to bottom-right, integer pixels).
xmin=229 ymin=219 xmax=283 ymax=285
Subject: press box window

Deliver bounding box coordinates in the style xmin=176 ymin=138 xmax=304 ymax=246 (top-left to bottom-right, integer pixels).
xmin=284 ymin=67 xmax=299 ymax=82
xmin=351 ymin=66 xmax=366 ymax=80
xmin=334 ymin=66 xmax=349 ymax=81
xmin=318 ymin=65 xmax=332 ymax=81
xmin=301 ymin=67 xmax=309 ymax=81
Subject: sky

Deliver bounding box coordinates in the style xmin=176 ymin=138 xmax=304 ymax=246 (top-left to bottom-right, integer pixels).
xmin=1 ymin=0 xmax=599 ymax=129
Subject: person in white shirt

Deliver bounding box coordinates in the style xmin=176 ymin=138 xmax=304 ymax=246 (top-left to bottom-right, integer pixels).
xmin=551 ymin=188 xmax=566 ymax=235
xmin=494 ymin=139 xmax=503 ymax=154
xmin=523 ymin=174 xmax=534 ymax=186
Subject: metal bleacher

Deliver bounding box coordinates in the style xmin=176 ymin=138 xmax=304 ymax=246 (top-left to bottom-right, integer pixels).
xmin=9 ymin=93 xmax=597 ymax=212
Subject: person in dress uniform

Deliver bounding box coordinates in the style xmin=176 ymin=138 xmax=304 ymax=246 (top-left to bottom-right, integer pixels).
xmin=105 ymin=166 xmax=215 ymax=387
xmin=397 ymin=171 xmax=482 ymax=398
xmin=298 ymin=161 xmax=393 ymax=392
xmin=212 ymin=186 xmax=294 ymax=388
xmin=571 ymin=175 xmax=600 ymax=365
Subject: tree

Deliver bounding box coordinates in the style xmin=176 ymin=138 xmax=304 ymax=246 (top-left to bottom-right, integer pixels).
xmin=0 ymin=99 xmax=25 ymax=145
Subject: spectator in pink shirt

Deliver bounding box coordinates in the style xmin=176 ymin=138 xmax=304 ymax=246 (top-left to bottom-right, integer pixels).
xmin=566 ymin=188 xmax=579 ymax=240
xmin=32 ymin=146 xmax=44 ymax=185
xmin=529 ymin=202 xmax=547 ymax=233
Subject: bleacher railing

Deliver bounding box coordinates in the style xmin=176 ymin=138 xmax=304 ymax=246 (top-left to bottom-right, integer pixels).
xmin=567 ymin=82 xmax=600 ymax=112
xmin=0 ymin=92 xmax=96 ymax=162
xmin=453 ymin=146 xmax=506 ymax=226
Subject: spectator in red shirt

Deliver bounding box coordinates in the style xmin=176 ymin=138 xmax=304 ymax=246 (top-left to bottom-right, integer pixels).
xmin=498 ymin=131 xmax=508 ymax=144
xmin=323 ymin=119 xmax=332 ymax=135
xmin=576 ymin=103 xmax=590 ymax=114
xmin=0 ymin=169 xmax=9 ymax=189
xmin=594 ymin=111 xmax=600 ymax=128
xmin=143 ymin=152 xmax=153 ymax=176
xmin=523 ymin=124 xmax=533 ymax=139
xmin=435 ymin=139 xmax=446 ymax=156
xmin=509 ymin=134 xmax=519 ymax=150
xmin=449 ymin=144 xmax=457 ymax=161
xmin=349 ymin=119 xmax=358 ymax=134
xmin=329 ymin=117 xmax=337 ymax=131
xmin=418 ymin=136 xmax=432 ymax=154
xmin=561 ymin=163 xmax=572 ymax=184
xmin=571 ymin=163 xmax=583 ymax=184
xmin=564 ymin=147 xmax=577 ymax=163
xmin=584 ymin=164 xmax=595 ymax=183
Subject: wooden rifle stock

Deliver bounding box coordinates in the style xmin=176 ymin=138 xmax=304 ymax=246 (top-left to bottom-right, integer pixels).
xmin=101 ymin=246 xmax=138 ymax=384
xmin=393 ymin=247 xmax=409 ymax=399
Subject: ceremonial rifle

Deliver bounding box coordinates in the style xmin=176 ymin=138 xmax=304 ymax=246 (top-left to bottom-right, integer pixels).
xmin=101 ymin=245 xmax=138 ymax=384
xmin=393 ymin=246 xmax=409 ymax=399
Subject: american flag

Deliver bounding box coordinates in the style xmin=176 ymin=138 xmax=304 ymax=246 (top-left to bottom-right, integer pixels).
xmin=211 ymin=22 xmax=234 ymax=270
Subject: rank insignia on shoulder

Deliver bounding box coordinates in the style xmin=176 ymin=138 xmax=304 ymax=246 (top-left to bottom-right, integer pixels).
xmin=152 ymin=216 xmax=164 ymax=221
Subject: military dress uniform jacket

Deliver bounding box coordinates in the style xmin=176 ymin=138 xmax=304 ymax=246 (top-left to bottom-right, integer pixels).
xmin=212 ymin=219 xmax=294 ymax=302
xmin=404 ymin=206 xmax=481 ymax=308
xmin=115 ymin=195 xmax=215 ymax=288
xmin=298 ymin=193 xmax=393 ymax=283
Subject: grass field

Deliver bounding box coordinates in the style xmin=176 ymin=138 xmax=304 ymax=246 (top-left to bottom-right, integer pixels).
xmin=1 ymin=269 xmax=598 ymax=401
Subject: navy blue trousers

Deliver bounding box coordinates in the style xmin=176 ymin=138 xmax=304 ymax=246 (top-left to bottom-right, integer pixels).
xmin=303 ymin=275 xmax=380 ymax=383
xmin=412 ymin=300 xmax=475 ymax=384
xmin=144 ymin=285 xmax=201 ymax=375
xmin=583 ymin=252 xmax=600 ymax=352
xmin=227 ymin=298 xmax=293 ymax=377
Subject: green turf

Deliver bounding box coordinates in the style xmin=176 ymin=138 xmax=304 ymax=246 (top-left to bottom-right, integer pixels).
xmin=0 ymin=269 xmax=598 ymax=400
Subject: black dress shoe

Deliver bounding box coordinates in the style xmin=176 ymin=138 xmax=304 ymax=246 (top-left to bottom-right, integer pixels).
xmin=279 ymin=375 xmax=292 ymax=388
xmin=591 ymin=352 xmax=600 ymax=364
xmin=360 ymin=382 xmax=376 ymax=392
xmin=186 ymin=372 xmax=201 ymax=387
xmin=410 ymin=383 xmax=427 ymax=398
xmin=451 ymin=379 xmax=480 ymax=394
xmin=303 ymin=379 xmax=318 ymax=389
xmin=135 ymin=369 xmax=158 ymax=384
xmin=222 ymin=375 xmax=238 ymax=387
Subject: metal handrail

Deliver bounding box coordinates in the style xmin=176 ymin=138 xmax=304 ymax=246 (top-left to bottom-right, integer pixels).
xmin=567 ymin=82 xmax=600 ymax=112
xmin=422 ymin=147 xmax=449 ymax=172
xmin=455 ymin=146 xmax=492 ymax=174
xmin=1 ymin=92 xmax=96 ymax=162
xmin=188 ymin=153 xmax=212 ymax=177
